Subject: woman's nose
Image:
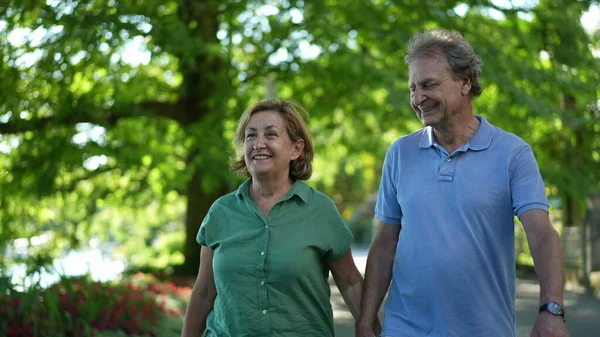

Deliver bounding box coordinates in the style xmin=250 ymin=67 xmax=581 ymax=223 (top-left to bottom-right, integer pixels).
xmin=254 ymin=135 xmax=266 ymax=150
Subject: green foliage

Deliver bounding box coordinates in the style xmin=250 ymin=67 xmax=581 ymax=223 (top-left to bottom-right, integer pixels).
xmin=515 ymin=224 xmax=535 ymax=267
xmin=93 ymin=315 xmax=183 ymax=337
xmin=0 ymin=0 xmax=598 ymax=268
xmin=0 ymin=272 xmax=191 ymax=337
xmin=118 ymin=230 xmax=185 ymax=270
xmin=515 ymin=210 xmax=566 ymax=267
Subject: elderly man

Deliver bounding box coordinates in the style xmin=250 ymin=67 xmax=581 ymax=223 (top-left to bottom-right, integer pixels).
xmin=357 ymin=29 xmax=569 ymax=337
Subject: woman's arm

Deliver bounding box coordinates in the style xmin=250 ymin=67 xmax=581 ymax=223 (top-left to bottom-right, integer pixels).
xmin=328 ymin=247 xmax=364 ymax=320
xmin=181 ymin=246 xmax=217 ymax=337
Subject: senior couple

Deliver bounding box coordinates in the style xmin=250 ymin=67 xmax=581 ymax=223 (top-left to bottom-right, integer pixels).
xmin=181 ymin=29 xmax=569 ymax=337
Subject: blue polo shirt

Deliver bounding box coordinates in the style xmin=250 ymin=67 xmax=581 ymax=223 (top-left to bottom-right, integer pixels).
xmin=375 ymin=116 xmax=548 ymax=337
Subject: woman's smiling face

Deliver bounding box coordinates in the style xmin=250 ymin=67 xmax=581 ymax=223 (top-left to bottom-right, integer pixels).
xmin=244 ymin=110 xmax=303 ymax=180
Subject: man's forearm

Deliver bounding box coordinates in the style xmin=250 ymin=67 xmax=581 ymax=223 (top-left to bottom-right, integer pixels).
xmin=357 ymin=245 xmax=395 ymax=328
xmin=529 ymin=226 xmax=565 ymax=305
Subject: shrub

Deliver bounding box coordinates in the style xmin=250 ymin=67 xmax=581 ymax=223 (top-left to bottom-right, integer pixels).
xmin=0 ymin=275 xmax=170 ymax=337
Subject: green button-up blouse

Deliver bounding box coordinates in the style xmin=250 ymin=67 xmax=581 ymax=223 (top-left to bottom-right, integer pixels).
xmin=197 ymin=179 xmax=353 ymax=337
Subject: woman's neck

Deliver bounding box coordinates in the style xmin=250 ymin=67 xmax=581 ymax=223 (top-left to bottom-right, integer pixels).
xmin=250 ymin=176 xmax=294 ymax=201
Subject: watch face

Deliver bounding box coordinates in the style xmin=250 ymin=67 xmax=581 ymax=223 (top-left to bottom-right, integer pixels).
xmin=548 ymin=302 xmax=564 ymax=315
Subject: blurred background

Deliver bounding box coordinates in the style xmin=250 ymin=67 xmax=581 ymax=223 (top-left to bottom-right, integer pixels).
xmin=0 ymin=0 xmax=599 ymax=336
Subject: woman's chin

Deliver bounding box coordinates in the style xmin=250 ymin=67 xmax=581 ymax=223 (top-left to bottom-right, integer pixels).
xmin=250 ymin=168 xmax=274 ymax=179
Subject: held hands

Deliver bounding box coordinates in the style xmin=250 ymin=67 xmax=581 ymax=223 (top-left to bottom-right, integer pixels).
xmin=355 ymin=323 xmax=377 ymax=337
xmin=355 ymin=317 xmax=382 ymax=337
xmin=530 ymin=312 xmax=569 ymax=337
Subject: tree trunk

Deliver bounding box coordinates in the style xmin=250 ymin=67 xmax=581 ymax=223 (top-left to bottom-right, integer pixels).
xmin=560 ymin=93 xmax=584 ymax=229
xmin=173 ymin=0 xmax=227 ymax=276
xmin=560 ymin=93 xmax=589 ymax=285
xmin=564 ymin=195 xmax=583 ymax=228
xmin=582 ymin=193 xmax=600 ymax=289
xmin=179 ymin=168 xmax=229 ymax=276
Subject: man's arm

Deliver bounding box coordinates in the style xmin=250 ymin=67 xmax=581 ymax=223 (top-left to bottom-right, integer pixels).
xmin=356 ymin=220 xmax=400 ymax=337
xmin=181 ymin=246 xmax=217 ymax=337
xmin=520 ymin=209 xmax=569 ymax=337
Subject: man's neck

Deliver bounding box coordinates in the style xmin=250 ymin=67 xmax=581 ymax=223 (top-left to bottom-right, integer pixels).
xmin=433 ymin=114 xmax=480 ymax=154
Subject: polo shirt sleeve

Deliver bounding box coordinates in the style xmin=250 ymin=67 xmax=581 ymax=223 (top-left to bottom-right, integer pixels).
xmin=322 ymin=198 xmax=353 ymax=262
xmin=196 ymin=200 xmax=221 ymax=249
xmin=374 ymin=143 xmax=403 ymax=225
xmin=510 ymin=145 xmax=549 ymax=217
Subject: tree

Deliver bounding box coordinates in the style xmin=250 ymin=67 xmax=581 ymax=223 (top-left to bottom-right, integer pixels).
xmin=1 ymin=0 xmax=598 ymax=275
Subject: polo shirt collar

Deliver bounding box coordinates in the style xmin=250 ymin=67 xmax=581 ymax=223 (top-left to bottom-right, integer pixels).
xmin=235 ymin=178 xmax=309 ymax=203
xmin=418 ymin=115 xmax=494 ymax=151
xmin=468 ymin=115 xmax=495 ymax=151
xmin=418 ymin=126 xmax=436 ymax=148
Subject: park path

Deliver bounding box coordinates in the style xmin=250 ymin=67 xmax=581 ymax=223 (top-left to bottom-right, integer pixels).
xmin=331 ymin=247 xmax=600 ymax=337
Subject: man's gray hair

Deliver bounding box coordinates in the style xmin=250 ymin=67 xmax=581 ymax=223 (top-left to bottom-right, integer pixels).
xmin=405 ymin=29 xmax=483 ymax=99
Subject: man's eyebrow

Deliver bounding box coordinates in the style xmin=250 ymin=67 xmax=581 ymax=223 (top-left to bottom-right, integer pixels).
xmin=409 ymin=77 xmax=440 ymax=86
xmin=418 ymin=78 xmax=437 ymax=85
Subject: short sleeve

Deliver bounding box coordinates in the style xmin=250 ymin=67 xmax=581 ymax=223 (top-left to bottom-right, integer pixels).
xmin=374 ymin=144 xmax=403 ymax=225
xmin=323 ymin=198 xmax=353 ymax=262
xmin=196 ymin=202 xmax=221 ymax=249
xmin=510 ymin=146 xmax=549 ymax=217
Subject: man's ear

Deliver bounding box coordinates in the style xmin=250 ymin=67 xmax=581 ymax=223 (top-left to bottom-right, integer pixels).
xmin=291 ymin=139 xmax=305 ymax=160
xmin=461 ymin=77 xmax=472 ymax=96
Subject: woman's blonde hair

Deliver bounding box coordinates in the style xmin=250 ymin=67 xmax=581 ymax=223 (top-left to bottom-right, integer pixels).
xmin=232 ymin=98 xmax=314 ymax=180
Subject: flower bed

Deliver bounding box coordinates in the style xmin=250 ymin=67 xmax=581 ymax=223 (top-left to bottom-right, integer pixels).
xmin=0 ymin=273 xmax=193 ymax=337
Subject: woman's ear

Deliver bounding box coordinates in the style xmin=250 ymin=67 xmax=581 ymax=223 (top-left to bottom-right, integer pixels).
xmin=291 ymin=139 xmax=305 ymax=160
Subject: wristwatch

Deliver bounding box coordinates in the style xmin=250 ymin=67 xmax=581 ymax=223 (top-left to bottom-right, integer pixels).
xmin=539 ymin=302 xmax=565 ymax=322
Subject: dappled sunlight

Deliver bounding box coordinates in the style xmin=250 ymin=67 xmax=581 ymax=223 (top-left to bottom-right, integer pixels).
xmin=1 ymin=0 xmax=599 ymax=336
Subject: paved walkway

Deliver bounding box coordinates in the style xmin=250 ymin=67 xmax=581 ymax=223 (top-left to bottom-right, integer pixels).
xmin=331 ymin=248 xmax=600 ymax=337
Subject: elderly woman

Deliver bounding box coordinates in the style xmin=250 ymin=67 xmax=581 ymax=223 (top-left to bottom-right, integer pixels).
xmin=181 ymin=98 xmax=366 ymax=337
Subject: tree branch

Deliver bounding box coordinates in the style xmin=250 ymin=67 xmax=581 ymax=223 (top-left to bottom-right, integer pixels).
xmin=240 ymin=41 xmax=283 ymax=84
xmin=0 ymin=101 xmax=184 ymax=135
xmin=476 ymin=0 xmax=535 ymax=15
xmin=58 ymin=166 xmax=119 ymax=193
